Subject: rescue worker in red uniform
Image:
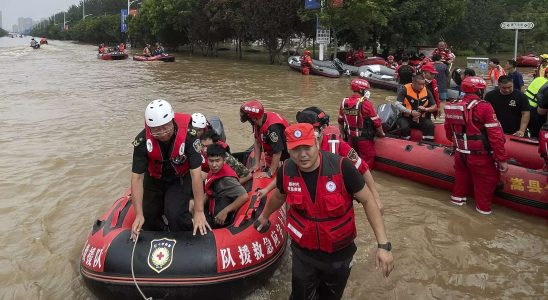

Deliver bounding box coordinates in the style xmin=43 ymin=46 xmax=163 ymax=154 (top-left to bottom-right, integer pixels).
xmin=255 ymin=123 xmax=394 ymax=300
xmin=301 ymin=50 xmax=314 ymax=75
xmin=130 ymin=100 xmax=211 ymax=242
xmin=394 ymin=74 xmax=437 ymax=141
xmin=386 ymin=55 xmax=398 ymax=69
xmin=338 ymin=78 xmax=385 ymax=168
xmin=204 ymin=144 xmax=249 ymax=228
xmin=240 ymin=99 xmax=289 ymax=178
xmin=256 ymin=107 xmax=385 ymax=214
xmin=536 ymin=87 xmax=548 ymax=171
xmin=444 ymin=77 xmax=509 ymax=214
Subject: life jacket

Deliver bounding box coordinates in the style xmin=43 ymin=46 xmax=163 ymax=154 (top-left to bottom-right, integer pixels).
xmin=340 ymin=95 xmax=377 ymax=140
xmin=282 ymin=151 xmax=357 ymax=253
xmin=444 ymin=95 xmax=493 ymax=154
xmin=254 ymin=112 xmax=289 ymax=155
xmin=488 ymin=65 xmax=506 ymax=84
xmin=524 ymin=77 xmax=548 ymax=108
xmin=145 ymin=113 xmax=191 ymax=179
xmin=205 ymin=163 xmax=239 ymax=217
xmin=403 ymin=83 xmax=431 ymax=112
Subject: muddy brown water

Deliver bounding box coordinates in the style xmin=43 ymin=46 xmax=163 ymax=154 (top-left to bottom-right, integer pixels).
xmin=0 ymin=38 xmax=546 ymax=299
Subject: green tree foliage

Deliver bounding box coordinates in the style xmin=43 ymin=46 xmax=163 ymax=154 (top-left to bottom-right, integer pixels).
xmin=0 ymin=28 xmax=8 ymax=37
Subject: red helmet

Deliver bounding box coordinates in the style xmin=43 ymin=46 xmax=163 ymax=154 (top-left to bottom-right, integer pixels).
xmin=240 ymin=99 xmax=264 ymax=122
xmin=304 ymin=50 xmax=311 ymax=56
xmin=461 ymin=76 xmax=487 ymax=93
xmin=388 ymin=55 xmax=394 ymax=61
xmin=351 ymin=78 xmax=371 ymax=92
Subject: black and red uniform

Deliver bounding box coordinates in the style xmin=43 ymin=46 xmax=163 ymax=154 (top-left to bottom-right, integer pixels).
xmin=254 ymin=112 xmax=289 ymax=166
xmin=276 ymin=151 xmax=365 ymax=300
xmin=444 ymin=94 xmax=508 ymax=213
xmin=338 ymin=94 xmax=382 ymax=168
xmin=132 ymin=113 xmax=203 ymax=231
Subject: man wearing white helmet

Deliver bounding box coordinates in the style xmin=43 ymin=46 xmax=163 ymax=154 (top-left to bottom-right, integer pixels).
xmin=130 ymin=99 xmax=211 ymax=240
xmin=190 ymin=112 xmax=210 ymax=139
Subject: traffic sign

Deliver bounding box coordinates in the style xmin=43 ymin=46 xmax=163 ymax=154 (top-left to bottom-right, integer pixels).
xmin=500 ymin=22 xmax=534 ymax=30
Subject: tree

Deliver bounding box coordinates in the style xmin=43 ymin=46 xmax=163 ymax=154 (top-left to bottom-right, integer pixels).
xmin=245 ymin=0 xmax=303 ymax=64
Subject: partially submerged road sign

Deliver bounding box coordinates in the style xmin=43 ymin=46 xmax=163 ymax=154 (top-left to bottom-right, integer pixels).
xmin=500 ymin=22 xmax=534 ymax=30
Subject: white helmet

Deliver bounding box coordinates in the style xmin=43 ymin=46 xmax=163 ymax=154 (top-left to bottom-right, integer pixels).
xmin=145 ymin=99 xmax=174 ymax=127
xmin=191 ymin=112 xmax=208 ymax=129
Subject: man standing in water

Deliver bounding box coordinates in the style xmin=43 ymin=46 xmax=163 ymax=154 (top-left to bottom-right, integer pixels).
xmin=130 ymin=99 xmax=211 ymax=240
xmin=444 ymin=77 xmax=508 ymax=215
xmin=255 ymin=123 xmax=394 ymax=300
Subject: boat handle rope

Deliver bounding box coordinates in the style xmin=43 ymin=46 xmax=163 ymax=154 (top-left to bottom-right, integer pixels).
xmin=131 ymin=232 xmax=153 ymax=300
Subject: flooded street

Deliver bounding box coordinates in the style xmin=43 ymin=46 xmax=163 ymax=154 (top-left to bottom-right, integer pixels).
xmin=0 ymin=37 xmax=546 ymax=299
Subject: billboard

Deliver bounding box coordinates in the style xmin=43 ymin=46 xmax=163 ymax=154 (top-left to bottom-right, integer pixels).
xmin=120 ymin=9 xmax=128 ymax=33
xmin=305 ymin=0 xmax=321 ymax=10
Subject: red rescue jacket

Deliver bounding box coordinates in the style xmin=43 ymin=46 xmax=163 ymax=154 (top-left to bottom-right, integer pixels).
xmin=282 ymin=151 xmax=357 ymax=253
xmin=205 ymin=163 xmax=239 ymax=216
xmin=444 ymin=94 xmax=508 ymax=161
xmin=254 ymin=112 xmax=289 ymax=155
xmin=320 ymin=132 xmax=368 ymax=174
xmin=338 ymin=94 xmax=380 ymax=140
xmin=145 ymin=113 xmax=191 ymax=179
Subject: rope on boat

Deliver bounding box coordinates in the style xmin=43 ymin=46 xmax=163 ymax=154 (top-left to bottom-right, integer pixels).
xmin=131 ymin=232 xmax=153 ymax=300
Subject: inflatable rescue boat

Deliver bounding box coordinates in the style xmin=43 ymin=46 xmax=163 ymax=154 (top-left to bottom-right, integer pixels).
xmin=133 ymin=54 xmax=176 ymax=62
xmin=98 ymin=51 xmax=129 ymax=60
xmin=288 ymin=56 xmax=341 ymax=78
xmin=80 ymin=155 xmax=287 ymax=299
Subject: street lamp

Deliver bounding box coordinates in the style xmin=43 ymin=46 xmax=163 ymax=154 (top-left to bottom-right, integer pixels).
xmin=83 ymin=0 xmax=85 ymax=20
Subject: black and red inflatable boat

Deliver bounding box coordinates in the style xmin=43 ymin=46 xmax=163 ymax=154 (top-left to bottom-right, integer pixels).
xmin=80 ymin=174 xmax=287 ymax=299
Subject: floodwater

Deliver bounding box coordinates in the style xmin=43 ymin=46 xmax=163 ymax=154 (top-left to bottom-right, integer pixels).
xmin=0 ymin=37 xmax=546 ymax=300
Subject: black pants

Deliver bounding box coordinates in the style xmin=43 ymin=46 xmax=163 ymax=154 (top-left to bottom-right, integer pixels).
xmin=397 ymin=116 xmax=434 ymax=140
xmin=289 ymin=247 xmax=354 ymax=300
xmin=142 ymin=173 xmax=193 ymax=231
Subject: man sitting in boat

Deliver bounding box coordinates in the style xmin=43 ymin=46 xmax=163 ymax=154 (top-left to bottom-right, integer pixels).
xmin=130 ymin=99 xmax=210 ymax=242
xmin=338 ymin=78 xmax=385 ymax=167
xmin=393 ymin=74 xmax=437 ymax=141
xmin=143 ymin=44 xmax=152 ymax=57
xmin=444 ymin=76 xmax=509 ymax=215
xmin=239 ymin=99 xmax=289 ymax=179
xmin=118 ymin=42 xmax=125 ymax=52
xmin=200 ymin=131 xmax=252 ymax=184
xmin=153 ymin=43 xmax=165 ymax=56
xmin=536 ymin=87 xmax=548 ymax=171
xmin=98 ymin=43 xmax=106 ymax=54
xmin=300 ymin=50 xmax=314 ymax=75
xmin=386 ymin=55 xmax=398 ymax=69
xmin=204 ymin=144 xmax=249 ymax=228
xmin=30 ymin=38 xmax=37 ymax=48
xmin=255 ymin=123 xmax=394 ymax=300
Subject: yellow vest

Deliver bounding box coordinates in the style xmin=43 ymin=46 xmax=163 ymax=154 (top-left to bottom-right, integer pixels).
xmin=525 ymin=77 xmax=548 ymax=108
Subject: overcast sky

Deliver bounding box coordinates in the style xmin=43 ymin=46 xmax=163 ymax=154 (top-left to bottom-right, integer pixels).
xmin=1 ymin=0 xmax=80 ymax=30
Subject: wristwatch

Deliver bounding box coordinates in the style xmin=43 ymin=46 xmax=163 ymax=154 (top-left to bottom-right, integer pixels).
xmin=378 ymin=242 xmax=392 ymax=251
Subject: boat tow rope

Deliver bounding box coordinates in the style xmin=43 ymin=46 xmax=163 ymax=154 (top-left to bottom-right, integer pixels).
xmin=131 ymin=232 xmax=153 ymax=300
